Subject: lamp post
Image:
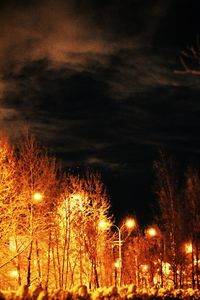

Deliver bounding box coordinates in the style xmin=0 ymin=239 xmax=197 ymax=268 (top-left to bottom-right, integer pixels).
xmin=99 ymin=218 xmax=136 ymax=286
xmin=145 ymin=226 xmax=158 ymax=287
xmin=27 ymin=192 xmax=44 ymax=286
xmin=117 ymin=219 xmax=136 ymax=286
xmin=29 ymin=192 xmax=44 ymax=239
xmin=113 ymin=224 xmax=122 ymax=287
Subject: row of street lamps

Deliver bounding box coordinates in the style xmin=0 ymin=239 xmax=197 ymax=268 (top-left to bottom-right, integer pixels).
xmin=9 ymin=192 xmax=195 ymax=288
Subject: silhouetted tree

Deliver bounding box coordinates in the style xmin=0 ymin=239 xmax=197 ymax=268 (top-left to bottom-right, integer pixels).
xmin=175 ymin=37 xmax=200 ymax=75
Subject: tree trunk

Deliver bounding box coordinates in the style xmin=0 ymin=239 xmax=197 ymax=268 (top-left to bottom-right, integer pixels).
xmin=45 ymin=229 xmax=52 ymax=289
xmin=27 ymin=240 xmax=33 ymax=286
xmin=35 ymin=239 xmax=41 ymax=284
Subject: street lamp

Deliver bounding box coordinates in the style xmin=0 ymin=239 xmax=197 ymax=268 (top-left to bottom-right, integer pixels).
xmin=9 ymin=270 xmax=19 ymax=278
xmin=118 ymin=218 xmax=136 ymax=286
xmin=146 ymin=227 xmax=157 ymax=238
xmin=29 ymin=192 xmax=44 ymax=237
xmin=185 ymin=242 xmax=192 ymax=254
xmin=27 ymin=192 xmax=44 ymax=286
xmin=99 ymin=217 xmax=136 ymax=286
xmin=32 ymin=192 xmax=44 ymax=202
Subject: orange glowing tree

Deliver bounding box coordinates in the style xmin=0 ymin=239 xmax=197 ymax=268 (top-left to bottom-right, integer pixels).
xmin=14 ymin=132 xmax=59 ymax=288
xmin=0 ymin=135 xmax=20 ymax=288
xmin=52 ymin=172 xmax=112 ymax=290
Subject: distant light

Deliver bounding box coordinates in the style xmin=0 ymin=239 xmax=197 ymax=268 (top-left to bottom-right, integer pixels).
xmin=98 ymin=220 xmax=110 ymax=230
xmin=9 ymin=270 xmax=18 ymax=278
xmin=33 ymin=192 xmax=44 ymax=202
xmin=162 ymin=262 xmax=171 ymax=276
xmin=114 ymin=259 xmax=121 ymax=269
xmin=147 ymin=227 xmax=157 ymax=237
xmin=141 ymin=264 xmax=148 ymax=272
xmin=185 ymin=242 xmax=192 ymax=254
xmin=125 ymin=218 xmax=136 ymax=229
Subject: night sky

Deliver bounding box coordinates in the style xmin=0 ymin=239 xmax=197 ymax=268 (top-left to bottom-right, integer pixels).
xmin=0 ymin=0 xmax=200 ymax=226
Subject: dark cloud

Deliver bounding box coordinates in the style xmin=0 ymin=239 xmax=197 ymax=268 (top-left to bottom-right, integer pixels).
xmin=2 ymin=56 xmax=200 ymax=170
xmin=0 ymin=0 xmax=114 ymax=72
xmin=0 ymin=0 xmax=191 ymax=73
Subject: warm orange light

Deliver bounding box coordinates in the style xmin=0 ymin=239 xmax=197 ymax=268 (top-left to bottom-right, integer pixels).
xmin=162 ymin=262 xmax=171 ymax=276
xmin=147 ymin=227 xmax=157 ymax=237
xmin=99 ymin=218 xmax=136 ymax=231
xmin=98 ymin=220 xmax=110 ymax=230
xmin=142 ymin=264 xmax=148 ymax=272
xmin=185 ymin=242 xmax=193 ymax=254
xmin=33 ymin=192 xmax=44 ymax=202
xmin=125 ymin=218 xmax=136 ymax=229
xmin=9 ymin=270 xmax=18 ymax=278
xmin=114 ymin=259 xmax=121 ymax=269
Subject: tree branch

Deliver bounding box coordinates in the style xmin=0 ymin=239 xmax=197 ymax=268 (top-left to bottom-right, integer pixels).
xmin=0 ymin=240 xmax=32 ymax=269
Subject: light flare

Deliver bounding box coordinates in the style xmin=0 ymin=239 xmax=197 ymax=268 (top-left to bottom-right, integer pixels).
xmin=146 ymin=227 xmax=157 ymax=237
xmin=125 ymin=218 xmax=136 ymax=229
xmin=185 ymin=242 xmax=193 ymax=254
xmin=32 ymin=192 xmax=44 ymax=202
xmin=9 ymin=270 xmax=18 ymax=278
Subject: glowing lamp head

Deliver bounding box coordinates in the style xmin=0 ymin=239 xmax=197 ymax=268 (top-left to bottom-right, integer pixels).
xmin=125 ymin=218 xmax=136 ymax=229
xmin=114 ymin=259 xmax=121 ymax=269
xmin=9 ymin=270 xmax=18 ymax=278
xmin=185 ymin=242 xmax=192 ymax=254
xmin=33 ymin=192 xmax=44 ymax=202
xmin=98 ymin=220 xmax=110 ymax=230
xmin=142 ymin=264 xmax=148 ymax=272
xmin=147 ymin=227 xmax=157 ymax=237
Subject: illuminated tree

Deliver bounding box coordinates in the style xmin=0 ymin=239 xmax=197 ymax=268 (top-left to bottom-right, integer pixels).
xmin=0 ymin=134 xmax=17 ymax=234
xmin=122 ymin=233 xmax=139 ymax=287
xmin=51 ymin=176 xmax=78 ymax=290
xmin=77 ymin=172 xmax=112 ymax=289
xmin=0 ymin=131 xmax=113 ymax=290
xmin=15 ymin=131 xmax=58 ymax=287
xmin=154 ymin=152 xmax=184 ymax=288
xmin=184 ymin=167 xmax=200 ymax=288
xmin=0 ymin=134 xmax=20 ymax=288
xmin=49 ymin=171 xmax=112 ymax=290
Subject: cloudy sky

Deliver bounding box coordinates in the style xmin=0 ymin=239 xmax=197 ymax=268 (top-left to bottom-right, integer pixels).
xmin=0 ymin=0 xmax=200 ymax=225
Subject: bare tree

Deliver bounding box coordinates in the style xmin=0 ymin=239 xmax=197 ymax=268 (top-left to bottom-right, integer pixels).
xmin=175 ymin=36 xmax=200 ymax=75
xmin=50 ymin=171 xmax=112 ymax=289
xmin=77 ymin=172 xmax=112 ymax=289
xmin=153 ymin=152 xmax=184 ymax=288
xmin=0 ymin=134 xmax=17 ymax=239
xmin=184 ymin=167 xmax=200 ymax=288
xmin=0 ymin=134 xmax=26 ymax=288
xmin=15 ymin=131 xmax=58 ymax=287
xmin=0 ymin=131 xmax=113 ymax=290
